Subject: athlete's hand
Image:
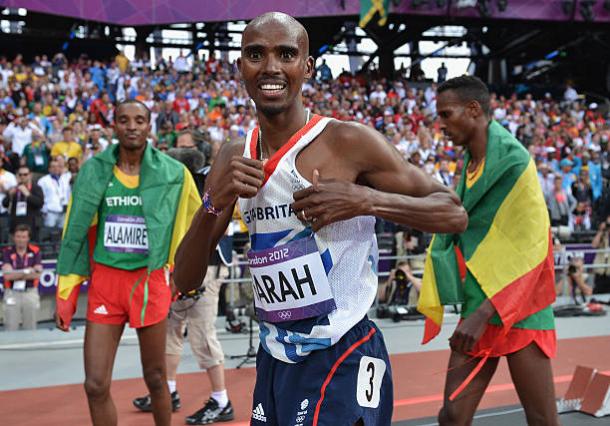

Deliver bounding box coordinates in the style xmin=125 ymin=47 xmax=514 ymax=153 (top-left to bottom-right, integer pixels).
xmin=55 ymin=312 xmax=70 ymax=332
xmin=448 ymin=300 xmax=495 ymax=354
xmin=291 ymin=169 xmax=372 ymax=232
xmin=207 ymin=156 xmax=265 ymax=210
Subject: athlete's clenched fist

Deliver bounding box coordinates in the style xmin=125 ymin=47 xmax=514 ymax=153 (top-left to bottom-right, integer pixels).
xmin=206 ymin=155 xmax=265 ymax=210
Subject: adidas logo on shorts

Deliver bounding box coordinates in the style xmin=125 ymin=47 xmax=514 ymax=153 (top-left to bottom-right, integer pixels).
xmin=94 ymin=305 xmax=109 ymax=315
xmin=252 ymin=403 xmax=266 ymax=422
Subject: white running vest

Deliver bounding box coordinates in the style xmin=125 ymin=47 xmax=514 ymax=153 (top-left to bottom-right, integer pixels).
xmin=238 ymin=115 xmax=379 ymax=363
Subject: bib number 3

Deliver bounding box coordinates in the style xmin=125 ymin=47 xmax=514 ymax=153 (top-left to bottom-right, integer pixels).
xmin=356 ymin=356 xmax=386 ymax=408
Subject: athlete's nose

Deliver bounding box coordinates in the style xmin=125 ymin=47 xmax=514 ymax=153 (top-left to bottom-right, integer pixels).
xmin=262 ymin=53 xmax=282 ymax=75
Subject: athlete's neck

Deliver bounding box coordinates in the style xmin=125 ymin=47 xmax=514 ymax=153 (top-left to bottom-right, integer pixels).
xmin=467 ymin=119 xmax=490 ymax=166
xmin=257 ymin=105 xmax=308 ymax=156
xmin=117 ymin=145 xmax=145 ymax=176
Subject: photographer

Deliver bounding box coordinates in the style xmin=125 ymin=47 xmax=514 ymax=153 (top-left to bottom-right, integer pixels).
xmin=133 ymin=131 xmax=234 ymax=424
xmin=591 ymin=216 xmax=610 ymax=294
xmin=567 ymin=256 xmax=593 ymax=304
xmin=380 ymin=261 xmax=422 ymax=306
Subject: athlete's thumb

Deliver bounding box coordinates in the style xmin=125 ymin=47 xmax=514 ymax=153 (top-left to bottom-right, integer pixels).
xmin=313 ymin=169 xmax=320 ymax=191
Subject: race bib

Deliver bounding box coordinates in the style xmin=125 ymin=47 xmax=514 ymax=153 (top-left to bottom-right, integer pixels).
xmin=103 ymin=215 xmax=148 ymax=254
xmin=247 ymin=237 xmax=336 ymax=323
xmin=15 ymin=201 xmax=27 ymax=217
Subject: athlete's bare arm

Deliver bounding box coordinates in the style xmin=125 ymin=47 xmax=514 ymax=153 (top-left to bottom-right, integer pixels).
xmin=174 ymin=142 xmax=264 ymax=293
xmin=292 ymin=121 xmax=468 ymax=234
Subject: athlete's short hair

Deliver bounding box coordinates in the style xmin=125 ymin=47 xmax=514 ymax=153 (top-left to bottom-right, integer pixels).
xmin=438 ymin=75 xmax=490 ymax=116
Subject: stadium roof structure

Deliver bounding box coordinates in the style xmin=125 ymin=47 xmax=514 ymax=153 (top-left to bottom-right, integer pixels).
xmin=1 ymin=1 xmax=610 ymax=97
xmin=0 ymin=0 xmax=610 ymax=26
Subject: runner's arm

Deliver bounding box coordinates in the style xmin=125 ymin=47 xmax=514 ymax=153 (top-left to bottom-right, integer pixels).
xmin=174 ymin=202 xmax=233 ymax=293
xmin=174 ymin=142 xmax=264 ymax=292
xmin=292 ymin=122 xmax=467 ymax=234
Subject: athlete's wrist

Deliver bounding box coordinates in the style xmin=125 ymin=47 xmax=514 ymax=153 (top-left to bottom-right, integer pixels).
xmin=202 ymin=189 xmax=223 ymax=216
xmin=361 ymin=186 xmax=379 ymax=216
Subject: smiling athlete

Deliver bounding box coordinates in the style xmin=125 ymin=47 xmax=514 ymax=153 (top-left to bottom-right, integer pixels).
xmin=174 ymin=12 xmax=467 ymax=426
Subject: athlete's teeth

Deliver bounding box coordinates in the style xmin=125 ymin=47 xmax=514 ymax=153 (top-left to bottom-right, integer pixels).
xmin=261 ymin=84 xmax=284 ymax=90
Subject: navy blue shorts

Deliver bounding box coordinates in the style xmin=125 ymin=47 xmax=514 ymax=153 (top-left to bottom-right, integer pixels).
xmin=251 ymin=316 xmax=393 ymax=426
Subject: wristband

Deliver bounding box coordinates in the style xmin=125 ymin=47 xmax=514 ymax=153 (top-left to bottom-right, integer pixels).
xmin=203 ymin=190 xmax=223 ymax=216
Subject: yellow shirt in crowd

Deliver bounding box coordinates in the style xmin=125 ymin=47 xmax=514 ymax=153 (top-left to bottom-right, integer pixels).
xmin=51 ymin=141 xmax=83 ymax=161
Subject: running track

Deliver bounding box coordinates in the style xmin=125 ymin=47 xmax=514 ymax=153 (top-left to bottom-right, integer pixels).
xmin=1 ymin=336 xmax=608 ymax=425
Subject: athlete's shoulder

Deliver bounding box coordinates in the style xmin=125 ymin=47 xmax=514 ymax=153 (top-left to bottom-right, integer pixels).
xmin=322 ymin=119 xmax=386 ymax=153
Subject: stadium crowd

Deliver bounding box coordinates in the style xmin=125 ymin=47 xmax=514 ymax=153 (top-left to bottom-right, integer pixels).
xmin=0 ymin=51 xmax=609 ymax=248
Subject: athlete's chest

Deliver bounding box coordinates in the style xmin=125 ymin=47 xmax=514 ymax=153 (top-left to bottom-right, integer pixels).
xmin=292 ymin=134 xmax=358 ymax=184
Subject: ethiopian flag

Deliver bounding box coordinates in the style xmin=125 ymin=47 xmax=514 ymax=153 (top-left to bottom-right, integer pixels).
xmin=360 ymin=0 xmax=390 ymax=28
xmin=417 ymin=121 xmax=555 ymax=344
xmin=55 ymin=144 xmax=201 ymax=327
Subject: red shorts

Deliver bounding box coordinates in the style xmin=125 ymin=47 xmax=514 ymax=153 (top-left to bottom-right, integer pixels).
xmin=467 ymin=323 xmax=557 ymax=358
xmin=87 ymin=263 xmax=171 ymax=328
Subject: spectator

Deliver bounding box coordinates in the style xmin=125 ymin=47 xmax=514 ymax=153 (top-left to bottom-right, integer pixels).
xmin=156 ymin=120 xmax=178 ymax=148
xmin=0 ymin=155 xmax=17 ymax=217
xmin=2 ymin=114 xmax=36 ymax=156
xmin=2 ymin=165 xmax=43 ymax=237
xmin=317 ymin=58 xmax=332 ymax=82
xmin=591 ymin=217 xmax=610 ymax=294
xmin=67 ymin=157 xmax=80 ymax=186
xmin=173 ymin=89 xmax=190 ymax=114
xmin=564 ymin=82 xmax=579 ymax=103
xmin=546 ymin=175 xmax=577 ymax=227
xmin=559 ymin=158 xmax=577 ymax=194
xmin=156 ymin=101 xmax=180 ymax=131
xmin=437 ymin=62 xmax=448 ymax=83
xmin=537 ymin=162 xmax=555 ymax=198
xmin=50 ymin=126 xmax=83 ymax=161
xmin=205 ymin=51 xmax=219 ymax=75
xmin=434 ymin=159 xmax=454 ymax=187
xmin=115 ymin=50 xmax=129 ymax=73
xmin=37 ymin=159 xmax=70 ymax=229
xmin=21 ymin=132 xmax=50 ymax=180
xmin=89 ymin=91 xmax=111 ymax=126
xmin=173 ymin=51 xmax=190 ymax=74
xmin=2 ymin=224 xmax=43 ymax=331
xmin=383 ymin=261 xmax=422 ymax=306
xmin=567 ymin=256 xmax=593 ymax=303
xmin=83 ymin=124 xmax=108 ymax=160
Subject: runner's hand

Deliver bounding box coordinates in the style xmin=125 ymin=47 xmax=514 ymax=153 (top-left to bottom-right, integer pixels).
xmin=55 ymin=312 xmax=70 ymax=332
xmin=449 ymin=300 xmax=496 ymax=354
xmin=291 ymin=169 xmax=372 ymax=232
xmin=207 ymin=156 xmax=265 ymax=210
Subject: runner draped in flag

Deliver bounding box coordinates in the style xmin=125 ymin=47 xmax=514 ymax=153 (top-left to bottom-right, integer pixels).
xmin=418 ymin=76 xmax=560 ymax=425
xmin=174 ymin=12 xmax=467 ymax=426
xmin=55 ymin=99 xmax=201 ymax=426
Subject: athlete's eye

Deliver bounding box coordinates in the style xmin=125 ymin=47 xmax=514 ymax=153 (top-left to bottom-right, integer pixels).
xmin=248 ymin=51 xmax=263 ymax=61
xmin=280 ymin=49 xmax=297 ymax=60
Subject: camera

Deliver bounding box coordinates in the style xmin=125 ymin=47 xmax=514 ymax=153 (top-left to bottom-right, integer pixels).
xmin=225 ymin=305 xmax=257 ymax=334
xmin=376 ymin=267 xmax=424 ymax=322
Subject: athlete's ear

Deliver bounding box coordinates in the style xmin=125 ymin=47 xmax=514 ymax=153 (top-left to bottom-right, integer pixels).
xmin=304 ymin=56 xmax=314 ymax=79
xmin=466 ymin=100 xmax=483 ymax=119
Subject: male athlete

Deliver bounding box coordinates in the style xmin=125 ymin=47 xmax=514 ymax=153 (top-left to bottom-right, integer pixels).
xmin=175 ymin=12 xmax=467 ymax=426
xmin=418 ymin=76 xmax=558 ymax=425
xmin=55 ymin=99 xmax=201 ymax=426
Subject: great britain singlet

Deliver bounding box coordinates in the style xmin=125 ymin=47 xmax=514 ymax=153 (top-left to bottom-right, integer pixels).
xmin=238 ymin=115 xmax=379 ymax=363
